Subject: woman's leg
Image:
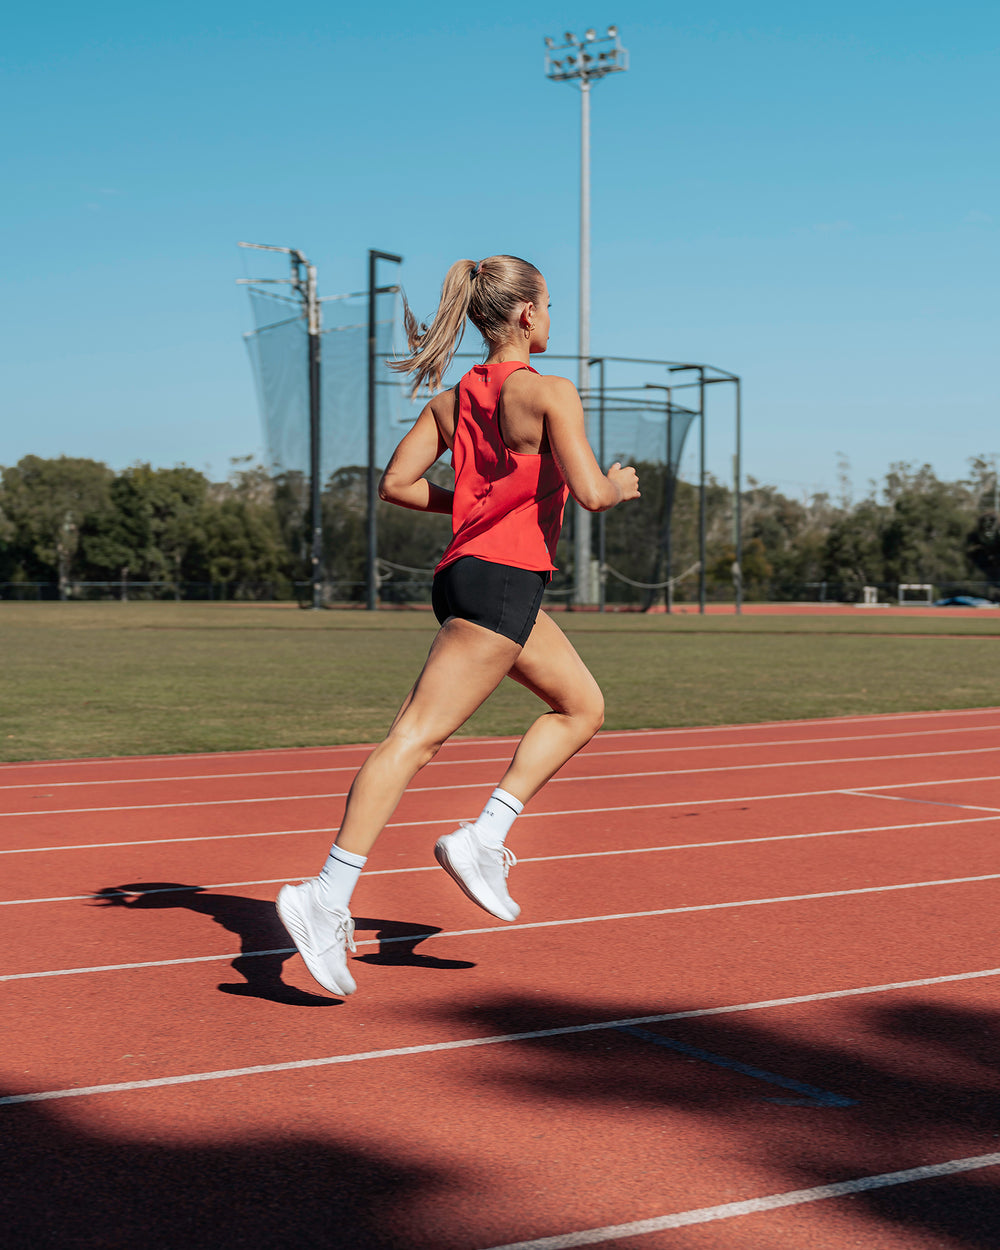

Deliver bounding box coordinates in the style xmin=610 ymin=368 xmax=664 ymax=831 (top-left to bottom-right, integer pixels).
xmin=427 ymin=610 xmax=605 ymax=925
xmin=278 ymin=617 xmax=522 ymax=997
xmin=334 ymin=617 xmax=522 ymax=856
xmin=495 ymin=609 xmax=605 ymax=804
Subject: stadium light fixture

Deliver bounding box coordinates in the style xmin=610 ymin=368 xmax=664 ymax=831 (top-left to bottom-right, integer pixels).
xmin=544 ymin=24 xmax=629 ymax=606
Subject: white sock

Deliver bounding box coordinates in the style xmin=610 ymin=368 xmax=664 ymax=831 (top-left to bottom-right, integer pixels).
xmin=472 ymin=787 xmax=524 ymax=847
xmin=317 ymin=844 xmax=367 ymax=912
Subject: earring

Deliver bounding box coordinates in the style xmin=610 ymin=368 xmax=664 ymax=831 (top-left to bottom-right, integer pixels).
xmin=523 ymin=323 xmax=532 ymax=340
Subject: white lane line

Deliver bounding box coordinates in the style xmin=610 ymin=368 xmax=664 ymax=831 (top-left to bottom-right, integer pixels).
xmin=6 ymin=813 xmax=1000 ymax=907
xmin=3 ymin=707 xmax=997 ymax=778
xmin=4 ymin=747 xmax=999 ymax=819
xmin=4 ymin=779 xmax=1000 ymax=859
xmin=4 ymin=724 xmax=998 ymax=793
xmin=845 ymin=791 xmax=1000 ymax=815
xmin=5 ymin=964 xmax=1000 ymax=1106
xmin=7 ymin=869 xmax=1000 ymax=979
xmin=479 ymin=1154 xmax=1000 ymax=1250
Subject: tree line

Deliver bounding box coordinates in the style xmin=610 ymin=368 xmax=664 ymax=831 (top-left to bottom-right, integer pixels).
xmin=1 ymin=453 xmax=997 ymax=603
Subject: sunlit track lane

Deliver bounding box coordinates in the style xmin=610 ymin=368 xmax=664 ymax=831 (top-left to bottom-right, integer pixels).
xmin=5 ymin=725 xmax=1000 ymax=806
xmin=5 ymin=815 xmax=1000 ymax=1002
xmin=6 ymin=789 xmax=997 ymax=905
xmin=4 ymin=752 xmax=1000 ymax=850
xmin=7 ymin=780 xmax=1000 ymax=900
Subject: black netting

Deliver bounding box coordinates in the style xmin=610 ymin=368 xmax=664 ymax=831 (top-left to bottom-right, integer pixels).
xmin=595 ymin=404 xmax=697 ymax=470
xmin=244 ymin=286 xmax=423 ymax=481
xmin=245 ymin=289 xmax=309 ymax=475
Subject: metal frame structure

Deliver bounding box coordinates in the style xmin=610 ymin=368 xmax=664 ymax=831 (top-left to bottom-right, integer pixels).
xmin=238 ymin=241 xmax=323 ymax=609
xmin=445 ymin=351 xmax=742 ymax=614
xmin=544 ymin=26 xmax=629 ymax=605
xmin=239 ymin=248 xmax=742 ymax=617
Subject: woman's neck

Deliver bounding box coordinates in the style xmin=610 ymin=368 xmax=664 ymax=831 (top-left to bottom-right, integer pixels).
xmin=484 ymin=339 xmax=530 ymax=366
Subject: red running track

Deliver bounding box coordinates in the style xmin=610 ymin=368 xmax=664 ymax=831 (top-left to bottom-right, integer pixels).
xmin=3 ymin=707 xmax=1000 ymax=1249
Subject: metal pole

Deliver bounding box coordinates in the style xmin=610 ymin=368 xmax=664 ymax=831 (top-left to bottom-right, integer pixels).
xmin=574 ymin=79 xmax=592 ymax=606
xmin=666 ymin=401 xmax=673 ymax=613
xmin=698 ymin=370 xmax=706 ymax=615
xmin=366 ymin=249 xmax=403 ymax=612
xmin=593 ymin=356 xmax=606 ymax=612
xmin=544 ymin=29 xmax=628 ymax=607
xmin=366 ymin=251 xmax=377 ymax=612
xmin=306 ymin=263 xmax=322 ymax=610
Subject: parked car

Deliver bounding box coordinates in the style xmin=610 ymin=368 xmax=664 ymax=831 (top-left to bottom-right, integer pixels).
xmin=934 ymin=595 xmax=998 ymax=608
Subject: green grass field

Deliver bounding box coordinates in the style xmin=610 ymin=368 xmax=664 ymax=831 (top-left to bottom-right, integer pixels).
xmin=2 ymin=602 xmax=999 ymax=762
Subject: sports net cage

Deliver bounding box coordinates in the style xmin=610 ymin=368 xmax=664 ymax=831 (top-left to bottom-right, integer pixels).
xmin=242 ymin=268 xmax=741 ymax=612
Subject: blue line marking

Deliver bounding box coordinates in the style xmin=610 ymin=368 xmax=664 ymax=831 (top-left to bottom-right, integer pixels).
xmin=616 ymin=1025 xmax=856 ymax=1108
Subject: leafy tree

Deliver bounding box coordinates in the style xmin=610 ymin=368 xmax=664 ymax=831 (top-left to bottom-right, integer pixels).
xmin=0 ymin=456 xmax=113 ymax=597
xmin=880 ymin=462 xmax=976 ymax=586
xmin=82 ymin=464 xmax=211 ymax=595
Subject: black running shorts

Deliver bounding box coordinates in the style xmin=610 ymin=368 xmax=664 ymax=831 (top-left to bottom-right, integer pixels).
xmin=431 ymin=555 xmax=548 ymax=646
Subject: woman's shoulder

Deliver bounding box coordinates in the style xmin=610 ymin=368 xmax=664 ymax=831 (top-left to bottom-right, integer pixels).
xmin=506 ymin=368 xmax=578 ymax=399
xmin=427 ymin=384 xmax=459 ymax=415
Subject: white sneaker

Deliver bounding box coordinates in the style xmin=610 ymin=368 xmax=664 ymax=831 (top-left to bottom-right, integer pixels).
xmin=276 ymin=879 xmax=357 ymax=996
xmin=434 ymin=823 xmax=520 ymax=921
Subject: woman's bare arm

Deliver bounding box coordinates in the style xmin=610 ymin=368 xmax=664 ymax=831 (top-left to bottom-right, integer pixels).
xmin=540 ymin=376 xmax=640 ymax=511
xmin=378 ymin=400 xmax=454 ymax=514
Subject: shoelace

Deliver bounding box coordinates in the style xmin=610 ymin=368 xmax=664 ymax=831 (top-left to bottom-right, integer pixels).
xmin=494 ymin=845 xmax=517 ymax=879
xmin=306 ymin=880 xmax=357 ymax=953
xmin=338 ymin=913 xmax=357 ymax=954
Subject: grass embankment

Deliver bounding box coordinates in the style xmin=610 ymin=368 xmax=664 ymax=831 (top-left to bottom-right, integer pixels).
xmin=2 ymin=602 xmax=998 ymax=762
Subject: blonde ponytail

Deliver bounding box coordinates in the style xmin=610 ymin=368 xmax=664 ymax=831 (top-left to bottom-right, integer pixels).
xmin=390 ymin=254 xmax=544 ymax=394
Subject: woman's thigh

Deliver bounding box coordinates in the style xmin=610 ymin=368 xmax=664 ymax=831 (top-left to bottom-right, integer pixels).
xmin=388 ymin=617 xmax=522 ymax=750
xmin=506 ymin=610 xmax=604 ymax=718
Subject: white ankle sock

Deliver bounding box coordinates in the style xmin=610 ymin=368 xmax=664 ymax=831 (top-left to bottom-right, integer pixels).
xmin=472 ymin=787 xmax=524 ymax=847
xmin=317 ymin=844 xmax=367 ymax=912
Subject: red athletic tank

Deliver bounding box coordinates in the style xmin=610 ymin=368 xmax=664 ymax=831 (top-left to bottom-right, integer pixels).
xmin=436 ymin=361 xmax=569 ymax=574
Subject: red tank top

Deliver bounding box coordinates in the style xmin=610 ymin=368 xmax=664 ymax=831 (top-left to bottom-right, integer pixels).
xmin=436 ymin=361 xmax=569 ymax=575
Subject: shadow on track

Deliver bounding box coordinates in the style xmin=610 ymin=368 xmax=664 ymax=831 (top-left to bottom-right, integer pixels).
xmin=0 ymin=1084 xmax=452 ymax=1250
xmin=92 ymin=884 xmax=473 ymax=1005
xmin=428 ymin=992 xmax=1000 ymax=1248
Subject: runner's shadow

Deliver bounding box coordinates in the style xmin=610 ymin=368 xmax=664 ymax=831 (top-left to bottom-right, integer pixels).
xmin=92 ymin=882 xmax=334 ymax=1006
xmin=91 ymin=884 xmax=473 ymax=1005
xmin=352 ymin=916 xmax=475 ymax=970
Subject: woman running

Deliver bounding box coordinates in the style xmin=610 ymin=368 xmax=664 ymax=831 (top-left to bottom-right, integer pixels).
xmin=277 ymin=253 xmax=640 ymax=997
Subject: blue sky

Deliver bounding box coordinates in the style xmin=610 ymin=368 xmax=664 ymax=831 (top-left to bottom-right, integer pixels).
xmin=2 ymin=1 xmax=997 ymax=501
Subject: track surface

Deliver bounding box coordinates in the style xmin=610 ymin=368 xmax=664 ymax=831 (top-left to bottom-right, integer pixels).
xmin=4 ymin=708 xmax=1000 ymax=1249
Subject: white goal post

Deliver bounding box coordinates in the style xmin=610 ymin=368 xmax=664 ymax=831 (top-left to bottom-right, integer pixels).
xmin=898 ymin=583 xmax=934 ymax=605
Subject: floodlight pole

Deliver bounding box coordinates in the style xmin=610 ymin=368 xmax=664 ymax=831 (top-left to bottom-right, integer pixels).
xmin=545 ymin=26 xmax=629 ymax=606
xmin=367 ymin=249 xmax=403 ymax=612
